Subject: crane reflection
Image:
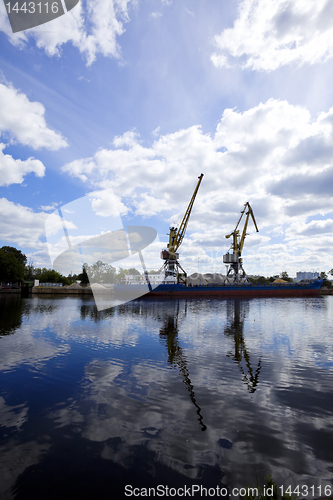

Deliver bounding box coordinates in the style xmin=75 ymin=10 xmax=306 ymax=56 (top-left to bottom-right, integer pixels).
xmin=224 ymin=300 xmax=261 ymax=393
xmin=158 ymin=301 xmax=207 ymax=432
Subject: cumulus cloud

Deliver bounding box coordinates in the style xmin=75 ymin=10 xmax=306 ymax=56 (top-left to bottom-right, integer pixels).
xmin=61 ymin=98 xmax=333 ymax=275
xmin=62 ymin=98 xmax=333 ymax=217
xmin=0 ymin=198 xmax=48 ymax=249
xmin=0 ymin=83 xmax=67 ymax=150
xmin=211 ymin=0 xmax=333 ymax=71
xmin=0 ymin=0 xmax=133 ymax=66
xmin=0 ymin=144 xmax=45 ymax=186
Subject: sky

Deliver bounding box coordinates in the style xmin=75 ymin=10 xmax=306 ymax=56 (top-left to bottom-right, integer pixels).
xmin=1 ymin=0 xmax=333 ymax=278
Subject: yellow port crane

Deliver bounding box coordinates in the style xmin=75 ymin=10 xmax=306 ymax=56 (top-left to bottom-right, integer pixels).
xmin=160 ymin=173 xmax=204 ymax=283
xmin=223 ymin=202 xmax=259 ymax=283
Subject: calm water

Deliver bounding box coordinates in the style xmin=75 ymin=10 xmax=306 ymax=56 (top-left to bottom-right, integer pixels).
xmin=0 ymin=295 xmax=333 ymax=499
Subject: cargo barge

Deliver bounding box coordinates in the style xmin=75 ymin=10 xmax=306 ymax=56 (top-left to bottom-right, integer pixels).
xmin=115 ymin=279 xmax=324 ymax=299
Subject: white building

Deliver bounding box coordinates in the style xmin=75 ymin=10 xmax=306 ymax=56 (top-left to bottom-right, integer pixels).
xmin=296 ymin=271 xmax=319 ymax=281
xmin=124 ymin=273 xmax=177 ymax=285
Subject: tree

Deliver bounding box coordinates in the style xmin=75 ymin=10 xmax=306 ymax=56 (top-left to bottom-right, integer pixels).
xmin=78 ymin=264 xmax=89 ymax=284
xmin=1 ymin=246 xmax=27 ymax=266
xmin=24 ymin=258 xmax=35 ymax=280
xmin=248 ymin=275 xmax=269 ymax=285
xmin=33 ymin=267 xmax=69 ymax=284
xmin=280 ymin=271 xmax=293 ymax=282
xmin=320 ymin=271 xmax=332 ymax=287
xmin=0 ymin=249 xmax=25 ymax=282
xmin=67 ymin=272 xmax=79 ymax=283
xmin=116 ymin=267 xmax=129 ymax=283
xmin=84 ymin=261 xmax=116 ymax=284
xmin=127 ymin=268 xmax=141 ymax=275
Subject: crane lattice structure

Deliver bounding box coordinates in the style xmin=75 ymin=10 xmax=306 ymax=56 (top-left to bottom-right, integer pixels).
xmin=223 ymin=202 xmax=259 ymax=283
xmin=160 ymin=174 xmax=204 ymax=283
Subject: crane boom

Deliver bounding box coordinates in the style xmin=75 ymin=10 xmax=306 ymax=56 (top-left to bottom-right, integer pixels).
xmin=170 ymin=173 xmax=204 ymax=255
xmin=239 ymin=203 xmax=259 ymax=254
xmin=160 ymin=173 xmax=204 ymax=283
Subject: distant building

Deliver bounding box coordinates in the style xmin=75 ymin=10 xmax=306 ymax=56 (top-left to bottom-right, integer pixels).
xmin=296 ymin=271 xmax=319 ymax=281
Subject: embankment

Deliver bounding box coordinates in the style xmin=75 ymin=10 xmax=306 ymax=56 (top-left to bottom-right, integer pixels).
xmin=31 ymin=286 xmax=93 ymax=295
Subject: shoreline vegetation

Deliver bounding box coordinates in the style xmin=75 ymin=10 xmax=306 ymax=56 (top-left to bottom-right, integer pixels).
xmin=1 ymin=245 xmax=332 ymax=292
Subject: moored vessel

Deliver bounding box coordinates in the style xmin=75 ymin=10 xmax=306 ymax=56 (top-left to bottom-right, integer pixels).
xmin=115 ymin=279 xmax=323 ymax=299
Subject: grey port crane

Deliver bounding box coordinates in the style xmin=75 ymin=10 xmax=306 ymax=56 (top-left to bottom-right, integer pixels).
xmin=223 ymin=202 xmax=259 ymax=283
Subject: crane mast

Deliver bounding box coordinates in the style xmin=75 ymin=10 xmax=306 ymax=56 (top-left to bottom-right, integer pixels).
xmin=160 ymin=174 xmax=204 ymax=283
xmin=223 ymin=202 xmax=259 ymax=283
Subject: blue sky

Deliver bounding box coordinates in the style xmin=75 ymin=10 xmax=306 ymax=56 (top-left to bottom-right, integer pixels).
xmin=1 ymin=0 xmax=333 ymax=277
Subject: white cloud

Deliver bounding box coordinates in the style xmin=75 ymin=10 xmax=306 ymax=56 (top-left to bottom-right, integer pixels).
xmin=0 ymin=198 xmax=48 ymax=249
xmin=88 ymin=189 xmax=129 ymax=217
xmin=150 ymin=12 xmax=162 ymax=20
xmin=61 ymin=98 xmax=333 ymax=275
xmin=184 ymin=8 xmax=194 ymax=17
xmin=211 ymin=0 xmax=333 ymax=71
xmin=0 ymin=143 xmax=45 ymax=186
xmin=0 ymin=0 xmax=133 ymax=66
xmin=63 ymin=98 xmax=333 ymax=218
xmin=40 ymin=202 xmax=61 ymax=211
xmin=0 ymin=83 xmax=68 ymax=150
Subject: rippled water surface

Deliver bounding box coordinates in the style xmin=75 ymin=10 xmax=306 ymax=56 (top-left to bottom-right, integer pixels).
xmin=0 ymin=295 xmax=333 ymax=499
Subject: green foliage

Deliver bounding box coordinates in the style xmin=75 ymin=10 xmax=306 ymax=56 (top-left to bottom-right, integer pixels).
xmin=280 ymin=272 xmax=293 ymax=282
xmin=24 ymin=259 xmax=35 ymax=280
xmin=320 ymin=271 xmax=332 ymax=287
xmin=248 ymin=276 xmax=269 ymax=285
xmin=1 ymin=246 xmax=27 ymax=266
xmin=85 ymin=261 xmax=116 ymax=284
xmin=115 ymin=267 xmax=129 ymax=283
xmin=127 ymin=267 xmax=141 ymax=275
xmin=33 ymin=267 xmax=69 ymax=284
xmin=67 ymin=273 xmax=79 ymax=283
xmin=78 ymin=265 xmax=89 ymax=284
xmin=0 ymin=249 xmax=25 ymax=282
xmin=0 ymin=245 xmax=76 ymax=285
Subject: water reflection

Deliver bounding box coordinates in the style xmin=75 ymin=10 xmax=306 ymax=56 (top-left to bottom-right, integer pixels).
xmin=0 ymin=297 xmax=26 ymax=337
xmin=0 ymin=295 xmax=332 ymax=498
xmin=80 ymin=303 xmax=115 ymax=322
xmin=159 ymin=301 xmax=207 ymax=431
xmin=224 ymin=300 xmax=261 ymax=393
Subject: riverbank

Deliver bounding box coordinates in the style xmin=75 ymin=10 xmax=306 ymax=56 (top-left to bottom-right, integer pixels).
xmin=2 ymin=285 xmax=332 ymax=296
xmin=31 ymin=286 xmax=93 ymax=295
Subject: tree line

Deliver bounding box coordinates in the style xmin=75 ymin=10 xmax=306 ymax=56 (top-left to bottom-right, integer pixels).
xmin=0 ymin=246 xmax=146 ymax=285
xmin=1 ymin=246 xmax=332 ymax=286
xmin=249 ymin=271 xmax=332 ymax=287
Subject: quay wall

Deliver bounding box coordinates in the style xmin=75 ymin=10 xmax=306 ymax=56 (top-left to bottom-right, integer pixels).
xmin=31 ymin=286 xmax=93 ymax=295
xmin=2 ymin=286 xmax=333 ymax=296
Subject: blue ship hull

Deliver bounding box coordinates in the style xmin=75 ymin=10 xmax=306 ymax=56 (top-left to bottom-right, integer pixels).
xmin=115 ymin=280 xmax=324 ymax=298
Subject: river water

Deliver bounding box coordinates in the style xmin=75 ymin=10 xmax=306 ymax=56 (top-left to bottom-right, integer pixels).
xmin=0 ymin=294 xmax=332 ymax=499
